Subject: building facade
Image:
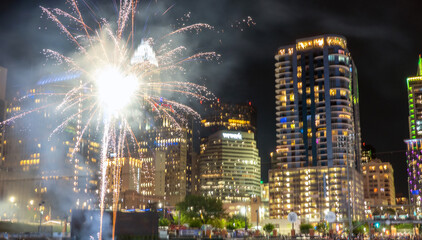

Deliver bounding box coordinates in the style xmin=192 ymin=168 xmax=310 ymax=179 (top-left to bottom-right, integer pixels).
xmin=362 ymin=159 xmax=395 ymax=206
xmin=199 ymin=130 xmax=261 ymax=203
xmin=405 ymin=56 xmax=422 ymax=208
xmin=135 ymin=117 xmax=193 ymax=207
xmin=269 ymin=35 xmax=364 ymax=223
xmin=196 ymin=101 xmax=257 ymax=195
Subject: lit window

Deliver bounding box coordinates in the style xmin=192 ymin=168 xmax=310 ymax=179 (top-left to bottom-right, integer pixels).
xmin=313 ymin=38 xmax=324 ymax=47
xmin=278 ymin=49 xmax=286 ymax=55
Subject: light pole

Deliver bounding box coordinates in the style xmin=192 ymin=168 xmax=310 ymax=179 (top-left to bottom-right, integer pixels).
xmin=38 ymin=201 xmax=45 ymax=233
xmin=9 ymin=196 xmax=16 ymax=221
xmin=158 ymin=202 xmax=163 ymax=218
xmin=241 ymin=206 xmax=247 ymax=232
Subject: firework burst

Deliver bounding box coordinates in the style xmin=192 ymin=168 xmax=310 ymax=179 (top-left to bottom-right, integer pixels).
xmin=3 ymin=1 xmax=219 ymax=239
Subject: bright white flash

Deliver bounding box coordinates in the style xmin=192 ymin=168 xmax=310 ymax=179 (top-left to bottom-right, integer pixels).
xmin=94 ymin=66 xmax=139 ymax=113
xmin=131 ymin=39 xmax=158 ymax=66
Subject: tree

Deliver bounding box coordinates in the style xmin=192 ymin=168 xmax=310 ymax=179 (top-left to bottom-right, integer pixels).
xmin=263 ymin=223 xmax=275 ymax=235
xmin=172 ymin=213 xmax=189 ymax=225
xmin=189 ymin=219 xmax=202 ymax=229
xmin=226 ymin=214 xmax=249 ymax=230
xmin=300 ymin=223 xmax=313 ymax=234
xmin=208 ymin=218 xmax=226 ymax=229
xmin=372 ymin=208 xmax=381 ymax=216
xmin=385 ymin=208 xmax=396 ymax=216
xmin=316 ymin=222 xmax=328 ymax=235
xmin=352 ymin=221 xmax=368 ymax=235
xmin=176 ymin=195 xmax=225 ymax=224
xmin=159 ymin=218 xmax=170 ymax=227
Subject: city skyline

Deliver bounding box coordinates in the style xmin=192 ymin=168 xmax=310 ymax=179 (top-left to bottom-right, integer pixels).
xmin=0 ymin=1 xmax=421 ymax=198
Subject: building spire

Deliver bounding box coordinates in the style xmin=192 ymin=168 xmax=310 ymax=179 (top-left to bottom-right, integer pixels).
xmin=418 ymin=54 xmax=422 ymax=76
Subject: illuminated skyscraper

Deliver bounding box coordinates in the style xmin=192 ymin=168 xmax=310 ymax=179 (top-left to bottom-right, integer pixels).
xmin=405 ymin=55 xmax=422 ymax=207
xmin=269 ymin=35 xmax=364 ymax=223
xmin=196 ymin=101 xmax=257 ymax=192
xmin=407 ymin=55 xmax=422 ymax=139
xmin=138 ymin=122 xmax=192 ymax=207
xmin=199 ymin=130 xmax=261 ymax=203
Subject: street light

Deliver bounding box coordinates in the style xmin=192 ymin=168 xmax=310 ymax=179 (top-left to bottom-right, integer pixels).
xmin=158 ymin=202 xmax=164 ymax=219
xmin=240 ymin=206 xmax=247 ymax=232
xmin=38 ymin=201 xmax=45 ymax=233
xmin=9 ymin=196 xmax=15 ymax=203
xmin=29 ymin=200 xmax=34 ymax=205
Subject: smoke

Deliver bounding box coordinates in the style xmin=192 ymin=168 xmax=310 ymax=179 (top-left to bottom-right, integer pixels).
xmin=71 ymin=209 xmax=112 ymax=240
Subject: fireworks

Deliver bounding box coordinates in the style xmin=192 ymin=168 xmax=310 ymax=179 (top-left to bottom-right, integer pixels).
xmin=3 ymin=1 xmax=219 ymax=239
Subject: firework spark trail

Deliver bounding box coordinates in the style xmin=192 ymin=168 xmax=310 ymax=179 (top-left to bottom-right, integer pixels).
xmin=51 ymin=8 xmax=93 ymax=33
xmin=99 ymin=121 xmax=110 ymax=240
xmin=43 ymin=49 xmax=85 ymax=73
xmin=60 ymin=95 xmax=92 ymax=113
xmin=57 ymin=82 xmax=91 ymax=110
xmin=49 ymin=104 xmax=95 ymax=139
xmin=151 ymin=97 xmax=201 ymax=120
xmin=161 ymin=23 xmax=214 ymax=39
xmin=70 ymin=0 xmax=93 ymax=40
xmin=41 ymin=6 xmax=86 ymax=52
xmin=17 ymin=92 xmax=68 ymax=102
xmin=112 ymin=124 xmax=126 ymax=240
xmin=175 ymin=52 xmax=221 ymax=65
xmin=146 ymin=81 xmax=215 ymax=98
xmin=0 ymin=103 xmax=57 ymax=126
xmin=162 ymin=3 xmax=175 ymax=16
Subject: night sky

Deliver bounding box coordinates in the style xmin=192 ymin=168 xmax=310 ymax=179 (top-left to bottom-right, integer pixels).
xmin=1 ymin=0 xmax=422 ymax=196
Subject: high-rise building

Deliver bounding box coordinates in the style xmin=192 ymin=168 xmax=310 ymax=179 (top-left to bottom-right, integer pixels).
xmin=135 ymin=116 xmax=193 ymax=207
xmin=197 ymin=101 xmax=257 ymax=194
xmin=269 ymin=35 xmax=364 ymax=223
xmin=405 ymin=55 xmax=422 ymax=207
xmin=362 ymin=159 xmax=395 ymax=206
xmin=361 ymin=142 xmax=376 ymax=164
xmin=200 ymin=101 xmax=256 ymax=137
xmin=407 ymin=55 xmax=422 ymax=139
xmin=199 ymin=130 xmax=261 ymax=203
